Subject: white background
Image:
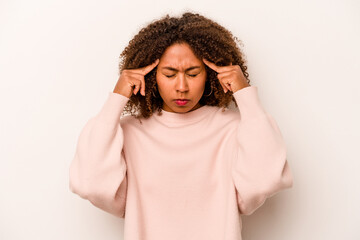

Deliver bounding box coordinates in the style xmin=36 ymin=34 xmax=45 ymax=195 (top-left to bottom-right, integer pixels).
xmin=1 ymin=0 xmax=359 ymax=239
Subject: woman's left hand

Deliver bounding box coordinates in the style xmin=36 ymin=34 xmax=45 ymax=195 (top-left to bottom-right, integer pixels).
xmin=202 ymin=58 xmax=250 ymax=93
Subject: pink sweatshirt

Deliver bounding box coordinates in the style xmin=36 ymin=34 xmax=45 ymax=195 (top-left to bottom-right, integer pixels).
xmin=69 ymin=85 xmax=293 ymax=240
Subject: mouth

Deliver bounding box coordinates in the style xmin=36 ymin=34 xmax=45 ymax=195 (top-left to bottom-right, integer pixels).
xmin=174 ymin=99 xmax=190 ymax=106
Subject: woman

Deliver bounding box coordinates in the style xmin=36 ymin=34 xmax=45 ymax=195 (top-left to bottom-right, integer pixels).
xmin=69 ymin=11 xmax=293 ymax=240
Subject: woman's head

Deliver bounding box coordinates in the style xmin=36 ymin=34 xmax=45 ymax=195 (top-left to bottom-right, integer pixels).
xmin=119 ymin=11 xmax=251 ymax=119
xmin=156 ymin=42 xmax=207 ymax=113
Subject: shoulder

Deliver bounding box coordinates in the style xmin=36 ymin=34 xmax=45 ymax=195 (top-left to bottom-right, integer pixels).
xmin=120 ymin=114 xmax=141 ymax=127
xmin=212 ymin=105 xmax=240 ymax=122
xmin=120 ymin=113 xmax=155 ymax=130
xmin=204 ymin=105 xmax=240 ymax=131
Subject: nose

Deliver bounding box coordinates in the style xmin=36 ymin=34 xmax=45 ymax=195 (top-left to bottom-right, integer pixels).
xmin=175 ymin=73 xmax=189 ymax=93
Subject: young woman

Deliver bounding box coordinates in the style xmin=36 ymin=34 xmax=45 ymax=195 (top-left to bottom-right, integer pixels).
xmin=69 ymin=11 xmax=293 ymax=240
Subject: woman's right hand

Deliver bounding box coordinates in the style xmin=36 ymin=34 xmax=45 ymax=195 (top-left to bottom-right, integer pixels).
xmin=113 ymin=59 xmax=160 ymax=98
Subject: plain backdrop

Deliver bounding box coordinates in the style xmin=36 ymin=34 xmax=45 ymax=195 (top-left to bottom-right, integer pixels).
xmin=1 ymin=0 xmax=359 ymax=239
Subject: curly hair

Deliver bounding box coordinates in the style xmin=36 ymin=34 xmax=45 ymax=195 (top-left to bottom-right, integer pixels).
xmin=118 ymin=11 xmax=251 ymax=122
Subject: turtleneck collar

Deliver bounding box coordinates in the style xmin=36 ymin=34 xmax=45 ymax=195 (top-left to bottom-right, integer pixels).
xmin=152 ymin=105 xmax=218 ymax=128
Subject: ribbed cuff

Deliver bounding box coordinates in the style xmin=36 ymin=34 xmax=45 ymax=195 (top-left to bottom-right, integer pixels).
xmin=97 ymin=92 xmax=130 ymax=124
xmin=232 ymin=86 xmax=267 ymax=119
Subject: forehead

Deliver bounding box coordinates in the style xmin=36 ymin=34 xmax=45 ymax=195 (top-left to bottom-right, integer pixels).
xmin=159 ymin=43 xmax=202 ymax=67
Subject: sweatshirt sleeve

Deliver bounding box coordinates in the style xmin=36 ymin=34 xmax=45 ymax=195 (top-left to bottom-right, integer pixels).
xmin=69 ymin=92 xmax=130 ymax=218
xmin=231 ymin=86 xmax=293 ymax=215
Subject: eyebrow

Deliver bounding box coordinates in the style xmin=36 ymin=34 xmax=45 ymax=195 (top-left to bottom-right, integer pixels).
xmin=162 ymin=66 xmax=201 ymax=71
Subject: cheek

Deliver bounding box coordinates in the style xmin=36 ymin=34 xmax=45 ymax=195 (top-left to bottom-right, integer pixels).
xmin=197 ymin=83 xmax=206 ymax=93
xmin=155 ymin=74 xmax=164 ymax=88
xmin=155 ymin=76 xmax=170 ymax=94
xmin=196 ymin=76 xmax=207 ymax=90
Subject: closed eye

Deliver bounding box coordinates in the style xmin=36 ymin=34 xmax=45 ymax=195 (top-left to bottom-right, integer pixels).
xmin=188 ymin=74 xmax=198 ymax=77
xmin=165 ymin=74 xmax=198 ymax=78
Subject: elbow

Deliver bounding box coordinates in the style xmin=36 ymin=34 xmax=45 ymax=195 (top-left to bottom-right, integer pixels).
xmin=69 ymin=161 xmax=79 ymax=194
xmin=68 ymin=161 xmax=91 ymax=200
xmin=68 ymin=155 xmax=102 ymax=200
xmin=237 ymin=170 xmax=293 ymax=216
xmin=250 ymin=158 xmax=294 ymax=207
xmin=238 ymin=195 xmax=267 ymax=216
xmin=68 ymin=173 xmax=104 ymax=201
xmin=281 ymin=160 xmax=294 ymax=189
xmin=68 ymin=175 xmax=90 ymax=199
xmin=69 ymin=178 xmax=101 ymax=201
xmin=266 ymin=159 xmax=294 ymax=198
xmin=273 ymin=141 xmax=293 ymax=190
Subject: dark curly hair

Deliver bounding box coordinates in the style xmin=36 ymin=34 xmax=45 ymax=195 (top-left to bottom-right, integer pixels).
xmin=118 ymin=11 xmax=251 ymax=122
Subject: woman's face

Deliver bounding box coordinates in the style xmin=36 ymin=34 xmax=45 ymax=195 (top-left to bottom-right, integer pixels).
xmin=155 ymin=42 xmax=207 ymax=113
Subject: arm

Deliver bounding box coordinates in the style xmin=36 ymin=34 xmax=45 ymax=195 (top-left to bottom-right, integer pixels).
xmin=69 ymin=92 xmax=130 ymax=218
xmin=231 ymin=86 xmax=293 ymax=215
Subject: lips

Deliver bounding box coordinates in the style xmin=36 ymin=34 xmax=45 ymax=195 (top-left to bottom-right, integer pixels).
xmin=174 ymin=99 xmax=189 ymax=106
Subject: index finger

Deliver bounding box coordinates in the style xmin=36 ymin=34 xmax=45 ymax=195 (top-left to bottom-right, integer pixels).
xmin=135 ymin=59 xmax=160 ymax=75
xmin=202 ymin=58 xmax=234 ymax=73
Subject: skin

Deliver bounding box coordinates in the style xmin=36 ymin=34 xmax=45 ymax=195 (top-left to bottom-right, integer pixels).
xmin=202 ymin=58 xmax=250 ymax=94
xmin=113 ymin=60 xmax=159 ymax=98
xmin=156 ymin=42 xmax=207 ymax=113
xmin=113 ymin=42 xmax=250 ymax=114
